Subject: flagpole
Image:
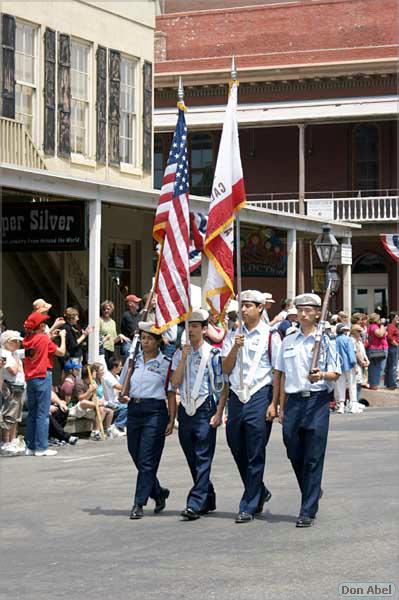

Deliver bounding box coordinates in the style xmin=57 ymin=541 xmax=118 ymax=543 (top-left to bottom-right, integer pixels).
xmin=231 ymin=55 xmax=244 ymax=390
xmin=178 ymin=76 xmax=192 ymax=409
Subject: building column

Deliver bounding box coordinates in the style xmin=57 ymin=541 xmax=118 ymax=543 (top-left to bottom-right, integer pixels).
xmin=287 ymin=228 xmax=297 ymax=300
xmin=342 ymin=236 xmax=352 ymax=317
xmin=297 ymin=124 xmax=306 ymax=293
xmin=88 ymin=197 xmax=102 ymax=363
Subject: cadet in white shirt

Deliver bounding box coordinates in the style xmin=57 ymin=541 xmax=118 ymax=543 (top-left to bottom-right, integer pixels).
xmin=171 ymin=309 xmax=228 ymax=521
xmin=121 ymin=322 xmax=176 ymax=520
xmin=222 ymin=290 xmax=281 ymax=523
xmin=270 ymin=293 xmax=341 ymax=528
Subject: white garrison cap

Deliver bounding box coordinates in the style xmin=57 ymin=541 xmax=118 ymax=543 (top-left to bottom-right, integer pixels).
xmin=287 ymin=307 xmax=298 ymax=316
xmin=238 ymin=290 xmax=265 ymax=304
xmin=294 ymin=293 xmax=322 ymax=307
xmin=188 ymin=308 xmax=209 ymax=322
xmin=262 ymin=292 xmax=276 ymax=303
xmin=139 ymin=321 xmax=157 ymax=333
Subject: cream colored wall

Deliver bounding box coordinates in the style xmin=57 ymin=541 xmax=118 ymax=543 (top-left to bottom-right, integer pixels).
xmin=0 ymin=1 xmax=155 ymax=188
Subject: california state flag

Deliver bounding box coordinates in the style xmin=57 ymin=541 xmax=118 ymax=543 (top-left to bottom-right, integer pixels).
xmin=204 ymin=81 xmax=246 ymax=319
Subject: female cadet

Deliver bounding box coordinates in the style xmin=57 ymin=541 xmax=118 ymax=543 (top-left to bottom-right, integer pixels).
xmin=122 ymin=322 xmax=176 ymax=520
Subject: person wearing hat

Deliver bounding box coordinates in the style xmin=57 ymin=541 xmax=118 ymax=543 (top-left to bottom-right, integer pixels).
xmin=222 ymin=290 xmax=282 ymax=523
xmin=270 ymin=293 xmax=341 ymax=527
xmin=0 ymin=330 xmax=26 ymax=454
xmin=120 ymin=294 xmax=142 ymax=358
xmin=121 ymin=321 xmax=176 ymax=520
xmin=171 ymin=309 xmax=228 ymax=521
xmin=32 ymin=298 xmax=65 ymax=336
xmin=277 ymin=307 xmax=299 ymax=338
xmin=334 ymin=323 xmax=360 ymax=414
xmin=22 ymin=312 xmax=67 ymax=456
xmin=260 ymin=292 xmax=276 ymax=325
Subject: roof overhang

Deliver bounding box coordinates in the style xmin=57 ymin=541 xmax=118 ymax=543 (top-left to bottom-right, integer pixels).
xmin=155 ymin=95 xmax=398 ymax=131
xmin=0 ymin=163 xmax=360 ymax=236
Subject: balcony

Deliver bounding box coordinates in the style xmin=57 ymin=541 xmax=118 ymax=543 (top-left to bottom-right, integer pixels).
xmin=246 ymin=190 xmax=399 ymax=223
xmin=0 ymin=117 xmax=46 ymax=170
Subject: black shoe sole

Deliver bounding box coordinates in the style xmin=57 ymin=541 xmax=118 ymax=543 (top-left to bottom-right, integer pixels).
xmin=181 ymin=510 xmax=200 ymax=521
xmin=129 ymin=513 xmax=143 ymax=520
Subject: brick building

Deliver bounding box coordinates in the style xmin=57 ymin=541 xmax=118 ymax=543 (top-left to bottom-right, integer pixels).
xmin=154 ymin=0 xmax=398 ymax=315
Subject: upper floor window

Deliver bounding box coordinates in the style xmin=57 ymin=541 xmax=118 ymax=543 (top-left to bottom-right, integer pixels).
xmin=190 ymin=133 xmax=213 ymax=197
xmin=15 ymin=21 xmax=37 ymax=138
xmin=120 ymin=56 xmax=138 ymax=164
xmin=154 ymin=134 xmax=164 ymax=189
xmin=353 ymin=124 xmax=380 ymax=192
xmin=71 ymin=40 xmax=90 ymax=155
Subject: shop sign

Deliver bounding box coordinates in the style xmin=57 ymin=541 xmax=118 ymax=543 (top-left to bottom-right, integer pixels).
xmin=2 ymin=202 xmax=87 ymax=251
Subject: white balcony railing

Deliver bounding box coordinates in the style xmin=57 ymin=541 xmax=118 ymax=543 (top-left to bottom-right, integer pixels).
xmin=0 ymin=116 xmax=46 ymax=170
xmin=247 ymin=190 xmax=399 ymax=222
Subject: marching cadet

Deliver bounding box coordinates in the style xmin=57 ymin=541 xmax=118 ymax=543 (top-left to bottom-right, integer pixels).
xmin=171 ymin=309 xmax=228 ymax=521
xmin=268 ymin=293 xmax=341 ymax=528
xmin=221 ymin=290 xmax=281 ymax=523
xmin=122 ymin=322 xmax=176 ymax=520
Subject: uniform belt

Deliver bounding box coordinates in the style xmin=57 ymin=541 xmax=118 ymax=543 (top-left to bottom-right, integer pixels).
xmin=130 ymin=397 xmax=163 ymax=403
xmin=291 ymin=389 xmax=327 ymax=398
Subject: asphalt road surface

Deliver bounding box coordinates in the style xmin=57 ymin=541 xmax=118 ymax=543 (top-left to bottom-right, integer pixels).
xmin=1 ymin=407 xmax=398 ymax=600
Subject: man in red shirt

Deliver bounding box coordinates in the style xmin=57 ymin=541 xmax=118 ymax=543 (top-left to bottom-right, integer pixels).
xmin=23 ymin=312 xmax=66 ymax=456
xmin=385 ymin=311 xmax=399 ymax=389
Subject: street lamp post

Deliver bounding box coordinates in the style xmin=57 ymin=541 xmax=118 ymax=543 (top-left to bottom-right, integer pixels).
xmin=309 ymin=225 xmax=341 ymax=374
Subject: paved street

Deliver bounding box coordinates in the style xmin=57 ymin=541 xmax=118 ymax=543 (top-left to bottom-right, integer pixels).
xmin=1 ymin=407 xmax=398 ymax=600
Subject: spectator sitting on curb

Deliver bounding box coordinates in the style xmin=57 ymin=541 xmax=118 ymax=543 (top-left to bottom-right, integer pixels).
xmin=48 ymin=386 xmax=78 ymax=447
xmin=103 ymin=357 xmax=127 ymax=436
xmin=70 ymin=364 xmax=113 ymax=441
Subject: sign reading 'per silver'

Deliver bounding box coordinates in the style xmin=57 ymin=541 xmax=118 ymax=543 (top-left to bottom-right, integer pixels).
xmin=2 ymin=202 xmax=87 ymax=251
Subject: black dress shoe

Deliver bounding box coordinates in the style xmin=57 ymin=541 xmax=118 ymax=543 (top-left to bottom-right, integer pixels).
xmin=181 ymin=507 xmax=200 ymax=521
xmin=129 ymin=505 xmax=143 ymax=520
xmin=254 ymin=488 xmax=272 ymax=514
xmin=235 ymin=512 xmax=254 ymax=523
xmin=296 ymin=515 xmax=313 ymax=528
xmin=154 ymin=488 xmax=170 ymax=514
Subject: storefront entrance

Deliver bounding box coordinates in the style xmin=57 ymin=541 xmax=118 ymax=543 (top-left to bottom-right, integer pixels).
xmin=352 ymin=254 xmax=389 ymax=316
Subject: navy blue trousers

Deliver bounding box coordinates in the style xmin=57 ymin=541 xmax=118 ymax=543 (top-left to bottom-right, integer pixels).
xmin=226 ymin=385 xmax=272 ymax=514
xmin=283 ymin=391 xmax=330 ymax=518
xmin=127 ymin=399 xmax=168 ymax=506
xmin=178 ymin=398 xmax=217 ymax=512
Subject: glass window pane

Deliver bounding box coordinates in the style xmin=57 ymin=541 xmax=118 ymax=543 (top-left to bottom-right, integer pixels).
xmin=15 ymin=54 xmax=23 ymax=80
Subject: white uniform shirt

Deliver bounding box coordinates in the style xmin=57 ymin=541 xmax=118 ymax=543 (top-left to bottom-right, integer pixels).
xmin=221 ymin=320 xmax=281 ymax=396
xmin=275 ymin=329 xmax=341 ymax=394
xmin=172 ymin=341 xmax=219 ymax=409
xmin=2 ymin=350 xmax=25 ymax=386
xmin=128 ymin=351 xmax=171 ymax=401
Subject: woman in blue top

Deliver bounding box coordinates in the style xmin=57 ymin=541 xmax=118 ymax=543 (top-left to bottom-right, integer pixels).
xmin=122 ymin=322 xmax=176 ymax=520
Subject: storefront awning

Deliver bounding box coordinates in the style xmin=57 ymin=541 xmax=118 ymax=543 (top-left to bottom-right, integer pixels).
xmin=154 ymin=95 xmax=398 ymax=131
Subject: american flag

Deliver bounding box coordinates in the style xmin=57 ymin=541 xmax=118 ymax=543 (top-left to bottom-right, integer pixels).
xmin=152 ymin=106 xmax=192 ymax=333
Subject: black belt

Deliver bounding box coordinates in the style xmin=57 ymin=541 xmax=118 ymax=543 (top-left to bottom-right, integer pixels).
xmin=130 ymin=397 xmax=164 ymax=404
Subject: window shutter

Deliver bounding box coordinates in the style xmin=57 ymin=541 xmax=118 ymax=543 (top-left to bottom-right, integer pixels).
xmin=108 ymin=49 xmax=120 ymax=166
xmin=143 ymin=61 xmax=152 ymax=173
xmin=1 ymin=13 xmax=16 ymax=119
xmin=58 ymin=33 xmax=71 ymax=158
xmin=43 ymin=28 xmax=56 ymax=155
xmin=96 ymin=45 xmax=107 ymax=164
